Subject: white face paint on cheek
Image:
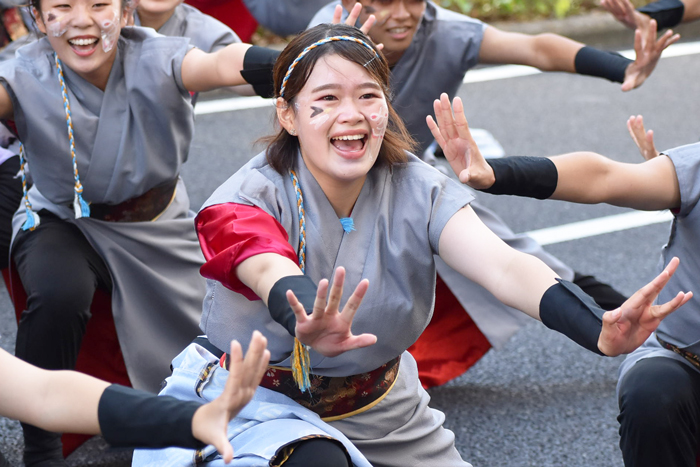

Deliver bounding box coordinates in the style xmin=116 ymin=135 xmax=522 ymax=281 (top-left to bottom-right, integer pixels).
xmin=99 ymin=7 xmax=121 ymax=52
xmin=44 ymin=10 xmax=70 ymax=37
xmin=370 ymin=102 xmax=389 ymax=139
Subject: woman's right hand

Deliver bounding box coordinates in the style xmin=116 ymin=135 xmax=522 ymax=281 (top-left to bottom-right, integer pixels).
xmin=287 ymin=267 xmax=377 ymax=357
xmin=627 ymin=115 xmax=660 ymax=160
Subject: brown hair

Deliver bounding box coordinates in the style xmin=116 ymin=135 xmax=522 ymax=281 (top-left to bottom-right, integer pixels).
xmin=264 ymin=23 xmax=416 ymax=174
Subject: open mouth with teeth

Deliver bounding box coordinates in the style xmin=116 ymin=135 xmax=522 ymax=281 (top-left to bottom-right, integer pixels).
xmin=68 ymin=37 xmax=99 ymax=55
xmin=330 ymin=134 xmax=368 ymax=153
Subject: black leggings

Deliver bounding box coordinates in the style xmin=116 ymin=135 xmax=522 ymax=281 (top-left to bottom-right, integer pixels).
xmin=12 ymin=211 xmax=112 ymax=464
xmin=282 ymin=438 xmax=350 ymax=467
xmin=618 ymin=356 xmax=700 ymax=467
xmin=0 ymin=156 xmax=22 ymax=269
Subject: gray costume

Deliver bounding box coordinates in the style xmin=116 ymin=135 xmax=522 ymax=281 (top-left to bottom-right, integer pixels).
xmin=310 ymin=1 xmax=573 ymax=348
xmin=242 ymin=0 xmax=331 ymax=36
xmin=135 ymin=151 xmax=478 ymax=466
xmin=134 ymin=3 xmax=240 ymax=52
xmin=0 ymin=27 xmax=206 ymax=391
xmin=618 ymin=143 xmax=700 ymax=387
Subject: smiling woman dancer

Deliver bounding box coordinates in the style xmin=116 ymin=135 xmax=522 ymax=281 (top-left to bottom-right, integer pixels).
xmin=132 ymin=24 xmax=691 ymax=467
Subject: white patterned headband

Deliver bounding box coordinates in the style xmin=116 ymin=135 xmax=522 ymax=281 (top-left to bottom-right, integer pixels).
xmin=279 ymin=35 xmax=379 ymax=99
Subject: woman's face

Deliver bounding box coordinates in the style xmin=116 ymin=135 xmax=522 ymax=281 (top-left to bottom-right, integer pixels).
xmin=279 ymin=54 xmax=389 ymax=190
xmin=36 ymin=0 xmax=126 ymax=89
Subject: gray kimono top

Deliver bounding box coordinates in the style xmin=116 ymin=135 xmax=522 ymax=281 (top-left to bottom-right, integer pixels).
xmin=134 ymin=3 xmax=240 ymax=53
xmin=201 ymin=152 xmax=473 ymax=376
xmin=0 ymin=27 xmax=205 ymax=391
xmin=243 ymin=0 xmax=331 ymax=36
xmin=655 ymin=144 xmax=700 ymax=351
xmin=309 ymin=1 xmax=487 ymax=155
xmin=618 ymin=143 xmax=700 ymax=387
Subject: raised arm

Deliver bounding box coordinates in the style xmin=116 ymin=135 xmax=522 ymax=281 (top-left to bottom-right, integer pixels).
xmin=478 ymin=23 xmax=678 ymax=91
xmin=427 ymin=93 xmax=681 ymax=211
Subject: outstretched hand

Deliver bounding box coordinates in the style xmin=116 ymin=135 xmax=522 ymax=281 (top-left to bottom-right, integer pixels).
xmin=288 ymin=267 xmax=377 ymax=357
xmin=627 ymin=115 xmax=659 ymax=160
xmin=191 ymin=332 xmax=270 ymax=464
xmin=426 ymin=93 xmax=495 ymax=189
xmin=597 ymin=257 xmax=692 ymax=356
xmin=333 ymin=2 xmax=383 ymax=49
xmin=622 ymin=20 xmax=679 ymax=91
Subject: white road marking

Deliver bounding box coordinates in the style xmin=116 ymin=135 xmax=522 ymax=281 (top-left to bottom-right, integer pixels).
xmin=524 ymin=210 xmax=674 ymax=245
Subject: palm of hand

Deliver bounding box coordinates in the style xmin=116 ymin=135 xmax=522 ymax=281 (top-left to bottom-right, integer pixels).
xmin=295 ymin=315 xmax=357 ymax=357
xmin=597 ymin=257 xmax=691 ymax=356
xmin=288 ymin=268 xmax=377 ymax=358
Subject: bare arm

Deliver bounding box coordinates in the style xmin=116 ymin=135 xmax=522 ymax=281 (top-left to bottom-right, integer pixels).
xmin=478 ymin=27 xmax=582 ymax=71
xmin=0 ymin=347 xmax=107 ymax=433
xmin=549 ymin=151 xmax=681 ymax=210
xmin=478 ymin=23 xmax=678 ymax=91
xmin=181 ymin=43 xmax=253 ymax=93
xmin=236 ymin=253 xmax=304 ymax=304
xmin=685 ymin=0 xmax=700 ymax=20
xmin=439 ymin=206 xmax=558 ymax=318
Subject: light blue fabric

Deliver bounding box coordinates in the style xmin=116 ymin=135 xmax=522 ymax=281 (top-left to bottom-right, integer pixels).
xmin=132 ymin=343 xmax=373 ymax=467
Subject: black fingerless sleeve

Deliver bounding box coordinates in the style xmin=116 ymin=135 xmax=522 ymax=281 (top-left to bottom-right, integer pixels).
xmin=574 ymin=46 xmax=633 ymax=83
xmin=540 ymin=279 xmax=607 ymax=355
xmin=240 ymin=46 xmax=280 ymax=98
xmin=638 ymin=0 xmax=685 ymax=29
xmin=98 ymin=384 xmax=205 ymax=449
xmin=480 ymin=156 xmax=558 ymax=199
xmin=268 ymin=275 xmax=317 ymax=336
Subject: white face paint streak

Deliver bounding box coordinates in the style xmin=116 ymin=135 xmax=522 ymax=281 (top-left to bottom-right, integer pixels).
xmin=99 ymin=8 xmax=121 ymax=52
xmin=310 ymin=111 xmax=330 ymax=130
xmin=44 ymin=11 xmax=69 ymax=37
xmin=370 ymin=103 xmax=388 ymax=139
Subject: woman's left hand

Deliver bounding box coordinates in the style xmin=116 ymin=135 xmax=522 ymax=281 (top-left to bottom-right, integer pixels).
xmin=622 ymin=20 xmax=680 ymax=91
xmin=287 ymin=267 xmax=377 ymax=357
xmin=426 ymin=93 xmax=495 ymax=189
xmin=597 ymin=257 xmax=692 ymax=356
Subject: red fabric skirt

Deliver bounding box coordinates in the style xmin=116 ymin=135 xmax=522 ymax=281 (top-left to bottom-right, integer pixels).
xmin=409 ymin=274 xmax=492 ymax=389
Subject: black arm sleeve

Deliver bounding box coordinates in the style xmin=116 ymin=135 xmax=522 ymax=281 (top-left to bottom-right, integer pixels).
xmin=240 ymin=46 xmax=280 ymax=98
xmin=540 ymin=279 xmax=607 ymax=355
xmin=98 ymin=385 xmax=205 ymax=450
xmin=268 ymin=275 xmax=317 ymax=336
xmin=574 ymin=46 xmax=632 ymax=83
xmin=480 ymin=156 xmax=558 ymax=199
xmin=638 ymin=0 xmax=685 ymax=28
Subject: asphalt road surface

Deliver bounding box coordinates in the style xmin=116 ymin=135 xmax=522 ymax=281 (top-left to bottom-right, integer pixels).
xmin=2 ymin=33 xmax=699 ymax=466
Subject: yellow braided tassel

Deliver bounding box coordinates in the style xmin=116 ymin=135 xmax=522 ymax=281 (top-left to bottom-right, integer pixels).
xmin=291 ymin=337 xmax=311 ymax=392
